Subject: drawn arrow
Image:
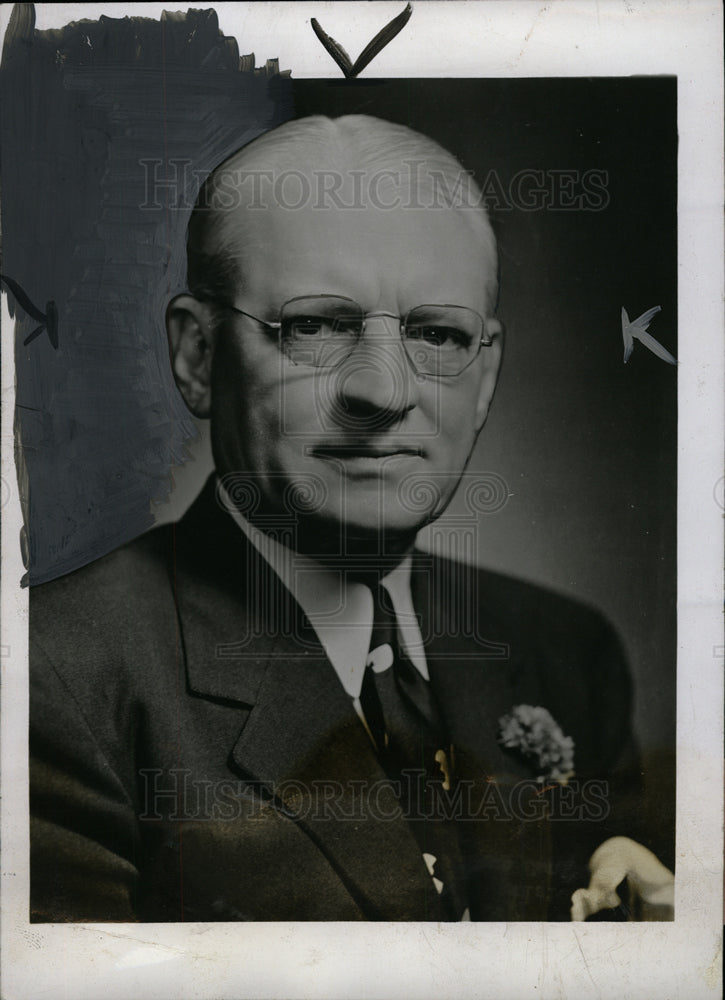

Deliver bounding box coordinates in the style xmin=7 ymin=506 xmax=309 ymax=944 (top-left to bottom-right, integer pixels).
xmin=0 ymin=274 xmax=59 ymax=348
xmin=311 ymin=3 xmax=412 ymax=79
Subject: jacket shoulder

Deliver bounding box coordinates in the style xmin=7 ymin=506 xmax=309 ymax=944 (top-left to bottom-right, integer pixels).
xmin=30 ymin=522 xmax=176 ymax=626
xmin=478 ymin=564 xmax=620 ymax=640
xmin=29 ymin=522 xmax=182 ymax=704
xmin=420 ymin=551 xmax=622 ymax=646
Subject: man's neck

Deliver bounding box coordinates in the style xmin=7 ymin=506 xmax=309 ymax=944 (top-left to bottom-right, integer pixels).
xmin=244 ymin=511 xmax=417 ymax=575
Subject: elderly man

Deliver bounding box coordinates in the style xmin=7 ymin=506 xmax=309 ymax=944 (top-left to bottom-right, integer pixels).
xmin=29 ymin=115 xmax=644 ymax=923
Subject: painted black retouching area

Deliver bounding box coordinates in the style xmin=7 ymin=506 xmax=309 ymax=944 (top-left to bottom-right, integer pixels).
xmin=1 ymin=4 xmax=293 ymax=584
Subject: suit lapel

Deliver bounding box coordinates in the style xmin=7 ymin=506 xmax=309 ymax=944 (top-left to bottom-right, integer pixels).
xmin=411 ymin=548 xmax=524 ymax=776
xmin=230 ymin=631 xmax=448 ymax=920
xmin=172 ymin=479 xmax=447 ymax=921
xmin=411 ymin=551 xmax=553 ymax=920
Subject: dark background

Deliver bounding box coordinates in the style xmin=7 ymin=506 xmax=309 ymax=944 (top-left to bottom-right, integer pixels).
xmin=158 ymin=78 xmax=677 ymax=853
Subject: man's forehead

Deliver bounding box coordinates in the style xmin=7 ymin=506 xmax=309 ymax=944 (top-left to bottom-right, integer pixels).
xmin=216 ymin=196 xmax=495 ymax=312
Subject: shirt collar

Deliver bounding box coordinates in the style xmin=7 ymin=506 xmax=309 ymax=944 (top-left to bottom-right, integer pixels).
xmin=216 ymin=479 xmax=428 ymax=698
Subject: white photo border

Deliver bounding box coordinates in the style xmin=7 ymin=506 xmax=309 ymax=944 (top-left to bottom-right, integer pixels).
xmin=1 ymin=2 xmax=722 ymax=998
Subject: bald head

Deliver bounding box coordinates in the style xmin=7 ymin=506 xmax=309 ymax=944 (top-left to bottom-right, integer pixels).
xmin=186 ymin=115 xmax=498 ymax=309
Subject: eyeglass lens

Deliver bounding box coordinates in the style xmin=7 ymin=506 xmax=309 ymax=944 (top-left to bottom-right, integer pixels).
xmin=279 ymin=296 xmax=485 ymax=375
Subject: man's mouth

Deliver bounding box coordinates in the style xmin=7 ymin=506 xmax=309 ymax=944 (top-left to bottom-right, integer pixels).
xmin=312 ymin=443 xmax=425 ymax=460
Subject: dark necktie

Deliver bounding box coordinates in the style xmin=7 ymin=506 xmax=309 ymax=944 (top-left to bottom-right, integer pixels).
xmin=358 ymin=582 xmax=467 ymax=919
xmin=359 ymin=584 xmax=445 ymax=761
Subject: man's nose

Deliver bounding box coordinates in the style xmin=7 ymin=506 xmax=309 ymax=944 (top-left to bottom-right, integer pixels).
xmin=333 ymin=314 xmax=420 ymax=422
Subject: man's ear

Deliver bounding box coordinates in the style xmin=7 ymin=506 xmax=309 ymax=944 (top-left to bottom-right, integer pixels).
xmin=474 ymin=317 xmax=504 ymax=433
xmin=166 ymin=294 xmax=216 ymax=417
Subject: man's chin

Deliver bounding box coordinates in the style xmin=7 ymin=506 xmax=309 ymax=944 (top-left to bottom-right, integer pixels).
xmin=288 ymin=507 xmax=426 ymax=561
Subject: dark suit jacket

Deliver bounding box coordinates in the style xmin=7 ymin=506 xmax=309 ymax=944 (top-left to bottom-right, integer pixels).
xmin=29 ymin=476 xmax=641 ymax=922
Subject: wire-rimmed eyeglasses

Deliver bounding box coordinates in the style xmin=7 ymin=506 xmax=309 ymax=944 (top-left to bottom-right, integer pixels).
xmin=214 ymin=294 xmax=496 ymax=377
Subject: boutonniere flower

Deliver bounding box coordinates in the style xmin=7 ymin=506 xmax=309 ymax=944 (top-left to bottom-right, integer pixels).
xmin=498 ymin=705 xmax=575 ymax=785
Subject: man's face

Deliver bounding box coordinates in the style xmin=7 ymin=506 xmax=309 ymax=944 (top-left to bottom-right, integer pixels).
xmin=208 ymin=189 xmax=502 ymax=543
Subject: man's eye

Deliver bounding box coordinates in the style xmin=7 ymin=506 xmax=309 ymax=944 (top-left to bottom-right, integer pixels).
xmin=407 ymin=325 xmax=469 ymax=348
xmin=285 ymin=315 xmax=361 ymax=342
xmin=289 ymin=317 xmax=329 ymax=338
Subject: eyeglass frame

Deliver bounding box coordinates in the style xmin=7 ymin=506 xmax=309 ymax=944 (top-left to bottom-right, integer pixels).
xmin=209 ymin=293 xmax=496 ymax=377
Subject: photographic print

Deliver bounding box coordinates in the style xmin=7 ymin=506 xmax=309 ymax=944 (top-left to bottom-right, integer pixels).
xmin=1 ymin=2 xmax=721 ymax=998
